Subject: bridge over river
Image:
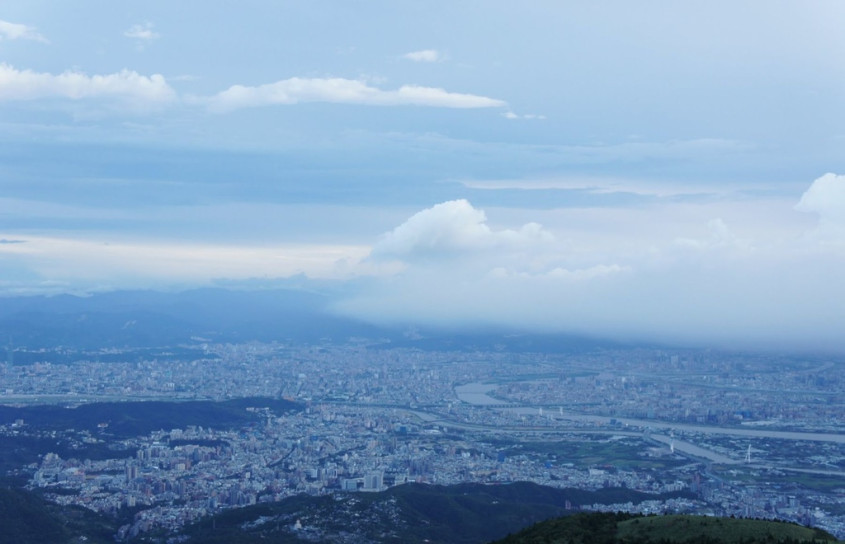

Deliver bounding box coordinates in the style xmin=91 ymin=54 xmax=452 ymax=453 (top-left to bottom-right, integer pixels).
xmin=452 ymin=382 xmax=845 ymax=471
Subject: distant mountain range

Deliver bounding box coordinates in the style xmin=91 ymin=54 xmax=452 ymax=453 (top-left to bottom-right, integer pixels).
xmin=0 ymin=288 xmax=382 ymax=349
xmin=0 ymin=287 xmax=627 ymax=352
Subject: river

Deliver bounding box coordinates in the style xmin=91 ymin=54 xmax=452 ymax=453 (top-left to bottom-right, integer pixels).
xmin=456 ymin=382 xmax=845 ymax=444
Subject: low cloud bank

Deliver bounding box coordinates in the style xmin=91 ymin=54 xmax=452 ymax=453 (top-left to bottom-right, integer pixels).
xmin=336 ymin=174 xmax=845 ymax=352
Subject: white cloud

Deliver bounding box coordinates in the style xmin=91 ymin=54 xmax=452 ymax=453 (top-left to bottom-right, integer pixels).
xmin=204 ymin=77 xmax=506 ymax=112
xmin=502 ymin=111 xmax=546 ymax=120
xmin=124 ymin=22 xmax=159 ymax=41
xmin=459 ymin=171 xmax=778 ymax=199
xmin=795 ymin=173 xmax=845 ymax=215
xmin=544 ymin=264 xmax=626 ymax=280
xmin=0 ymin=19 xmax=48 ymax=43
xmin=334 ymin=184 xmax=845 ymax=352
xmin=794 ymin=172 xmax=845 ymax=249
xmin=673 ymin=218 xmax=751 ymax=251
xmin=0 ymin=63 xmax=176 ymax=106
xmin=0 ymin=234 xmax=371 ymax=292
xmin=371 ymin=199 xmax=552 ymax=261
xmin=403 ymin=49 xmax=441 ymax=63
xmin=490 ymin=263 xmax=627 ymax=281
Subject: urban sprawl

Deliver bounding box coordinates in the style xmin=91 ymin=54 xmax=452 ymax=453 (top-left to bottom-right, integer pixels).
xmin=2 ymin=343 xmax=843 ymax=539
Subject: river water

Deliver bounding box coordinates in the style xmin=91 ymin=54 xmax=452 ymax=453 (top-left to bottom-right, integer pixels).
xmin=455 ymin=382 xmax=845 ymax=445
xmin=453 ymin=383 xmax=501 ymax=405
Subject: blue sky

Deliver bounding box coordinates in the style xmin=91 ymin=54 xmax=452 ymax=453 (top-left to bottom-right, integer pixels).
xmin=2 ymin=2 xmax=845 ymax=350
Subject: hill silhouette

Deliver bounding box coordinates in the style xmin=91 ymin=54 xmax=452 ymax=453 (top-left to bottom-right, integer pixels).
xmin=492 ymin=512 xmax=839 ymax=544
xmin=180 ymin=482 xmax=692 ymax=543
xmin=0 ymin=487 xmax=116 ymax=543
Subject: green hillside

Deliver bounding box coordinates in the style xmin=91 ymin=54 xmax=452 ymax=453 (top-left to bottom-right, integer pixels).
xmin=0 ymin=487 xmax=116 ymax=544
xmin=181 ymin=482 xmax=690 ymax=544
xmin=0 ymin=483 xmax=839 ymax=544
xmin=493 ymin=512 xmax=839 ymax=544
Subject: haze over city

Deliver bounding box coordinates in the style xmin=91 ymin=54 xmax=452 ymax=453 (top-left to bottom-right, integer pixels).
xmin=3 ymin=5 xmax=845 ymax=543
xmin=2 ymin=1 xmax=845 ymax=351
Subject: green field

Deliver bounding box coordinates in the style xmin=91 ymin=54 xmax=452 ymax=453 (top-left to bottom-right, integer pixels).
xmin=496 ymin=436 xmax=687 ymax=470
xmin=715 ymin=467 xmax=845 ymax=494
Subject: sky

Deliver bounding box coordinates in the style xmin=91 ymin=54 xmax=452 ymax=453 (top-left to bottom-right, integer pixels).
xmin=1 ymin=1 xmax=845 ymax=351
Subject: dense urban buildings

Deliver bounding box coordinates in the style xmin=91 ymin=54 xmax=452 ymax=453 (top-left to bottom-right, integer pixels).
xmin=2 ymin=342 xmax=843 ymax=539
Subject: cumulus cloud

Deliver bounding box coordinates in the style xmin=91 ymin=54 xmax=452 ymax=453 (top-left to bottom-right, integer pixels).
xmin=0 ymin=19 xmax=48 ymax=43
xmin=371 ymin=199 xmax=552 ymax=261
xmin=403 ymin=49 xmax=442 ymax=62
xmin=124 ymin=22 xmax=159 ymax=41
xmin=795 ymin=173 xmax=845 ymax=242
xmin=204 ymin=77 xmax=506 ymax=112
xmin=0 ymin=63 xmax=176 ymax=106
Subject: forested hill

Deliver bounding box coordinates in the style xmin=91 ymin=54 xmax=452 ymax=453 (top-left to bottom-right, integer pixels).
xmin=0 ymin=483 xmax=836 ymax=544
xmin=492 ymin=512 xmax=839 ymax=544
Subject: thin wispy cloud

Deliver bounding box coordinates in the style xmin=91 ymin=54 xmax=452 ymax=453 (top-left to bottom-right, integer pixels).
xmin=459 ymin=174 xmax=773 ymax=199
xmin=403 ymin=49 xmax=442 ymax=63
xmin=502 ymin=111 xmax=546 ymax=120
xmin=204 ymin=77 xmax=505 ymax=112
xmin=124 ymin=22 xmax=159 ymax=41
xmin=124 ymin=22 xmax=159 ymax=51
xmin=0 ymin=19 xmax=48 ymax=43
